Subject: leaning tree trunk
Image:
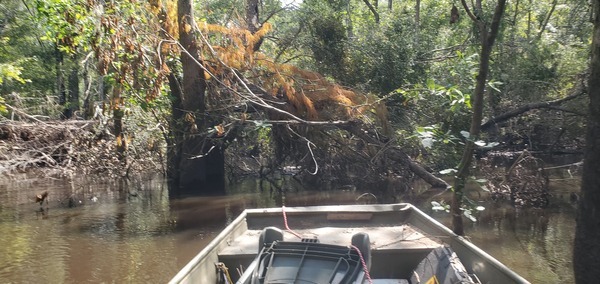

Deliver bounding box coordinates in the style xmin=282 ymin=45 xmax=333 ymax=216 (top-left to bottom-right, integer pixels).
xmin=174 ymin=0 xmax=225 ymax=193
xmin=573 ymin=1 xmax=600 ymax=282
xmin=452 ymin=0 xmax=506 ymax=235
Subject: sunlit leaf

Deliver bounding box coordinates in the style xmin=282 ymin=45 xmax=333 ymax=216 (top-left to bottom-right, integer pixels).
xmin=252 ymin=120 xmax=272 ymax=128
xmin=464 ymin=210 xmax=477 ymax=222
xmin=215 ymin=124 xmax=225 ymax=137
xmin=426 ymin=78 xmax=435 ymax=89
xmin=488 ymin=81 xmax=503 ymax=92
xmin=432 ymin=205 xmax=446 ymax=211
xmin=439 ymin=168 xmax=457 ymax=175
xmin=421 ymin=137 xmax=434 ymax=148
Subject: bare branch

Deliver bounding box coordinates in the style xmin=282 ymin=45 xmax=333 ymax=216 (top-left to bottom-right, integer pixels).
xmin=460 ymin=0 xmax=479 ymax=23
xmin=481 ymin=80 xmax=587 ymax=131
xmin=361 ymin=0 xmax=380 ymax=23
xmin=538 ymin=0 xmax=558 ymax=39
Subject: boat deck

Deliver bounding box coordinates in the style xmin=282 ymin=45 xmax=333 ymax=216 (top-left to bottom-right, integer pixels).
xmin=220 ymin=225 xmax=443 ymax=257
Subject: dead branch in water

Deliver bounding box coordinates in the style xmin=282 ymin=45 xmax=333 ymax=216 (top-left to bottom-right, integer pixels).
xmin=0 ymin=116 xmax=162 ymax=178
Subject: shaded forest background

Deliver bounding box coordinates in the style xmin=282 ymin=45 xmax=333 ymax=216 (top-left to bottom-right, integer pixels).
xmin=0 ymin=0 xmax=592 ymax=210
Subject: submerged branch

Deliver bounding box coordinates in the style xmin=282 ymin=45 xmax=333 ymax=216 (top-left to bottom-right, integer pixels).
xmin=339 ymin=122 xmax=450 ymax=189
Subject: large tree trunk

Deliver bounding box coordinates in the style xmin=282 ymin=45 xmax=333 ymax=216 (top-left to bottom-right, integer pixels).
xmin=573 ymin=1 xmax=600 ymax=281
xmin=82 ymin=59 xmax=95 ymax=119
xmin=166 ymin=72 xmax=184 ymax=184
xmin=175 ymin=0 xmax=225 ymax=193
xmin=112 ymin=82 xmax=126 ymax=158
xmin=64 ymin=65 xmax=79 ymax=119
xmin=56 ymin=46 xmax=67 ymax=119
xmin=414 ymin=0 xmax=420 ymax=44
xmin=246 ymin=0 xmax=263 ymax=51
xmin=452 ymin=0 xmax=506 ymax=235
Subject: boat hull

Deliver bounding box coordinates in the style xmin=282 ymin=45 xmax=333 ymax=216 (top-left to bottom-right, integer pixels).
xmin=170 ymin=203 xmax=529 ymax=284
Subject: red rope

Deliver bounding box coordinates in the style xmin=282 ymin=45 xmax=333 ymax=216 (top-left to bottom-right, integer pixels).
xmin=350 ymin=244 xmax=373 ymax=284
xmin=281 ymin=206 xmax=302 ymax=239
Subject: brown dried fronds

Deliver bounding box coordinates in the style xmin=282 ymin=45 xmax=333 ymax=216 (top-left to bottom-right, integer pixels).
xmin=197 ymin=22 xmax=389 ymax=127
xmin=257 ymin=55 xmax=388 ymax=124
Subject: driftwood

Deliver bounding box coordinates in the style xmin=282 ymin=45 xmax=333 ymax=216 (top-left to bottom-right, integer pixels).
xmin=481 ymin=78 xmax=587 ymax=131
xmin=0 ymin=120 xmax=162 ymax=177
xmin=481 ymin=152 xmax=550 ymax=208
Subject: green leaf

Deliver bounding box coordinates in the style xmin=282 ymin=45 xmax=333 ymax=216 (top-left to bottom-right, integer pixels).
xmin=426 ymin=78 xmax=435 ymax=90
xmin=0 ymin=97 xmax=6 ymax=114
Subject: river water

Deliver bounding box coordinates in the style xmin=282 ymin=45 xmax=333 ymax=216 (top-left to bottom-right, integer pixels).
xmin=0 ymin=172 xmax=578 ymax=283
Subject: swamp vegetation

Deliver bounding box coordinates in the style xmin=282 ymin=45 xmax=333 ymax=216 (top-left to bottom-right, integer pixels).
xmin=1 ymin=0 xmax=600 ymax=281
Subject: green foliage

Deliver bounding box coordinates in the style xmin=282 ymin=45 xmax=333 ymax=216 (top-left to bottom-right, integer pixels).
xmin=0 ymin=1 xmax=58 ymax=116
xmin=35 ymin=0 xmax=96 ymax=54
xmin=432 ymin=199 xmax=485 ymax=222
xmin=309 ymin=15 xmax=347 ymax=78
xmin=345 ymin=16 xmax=423 ymax=94
xmin=0 ymin=97 xmax=6 ymax=114
xmin=0 ymin=62 xmax=27 ymax=85
xmin=411 ymin=123 xmax=464 ymax=170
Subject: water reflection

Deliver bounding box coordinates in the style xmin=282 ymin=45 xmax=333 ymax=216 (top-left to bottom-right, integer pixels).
xmin=426 ymin=178 xmax=577 ymax=283
xmin=0 ymin=174 xmax=577 ymax=283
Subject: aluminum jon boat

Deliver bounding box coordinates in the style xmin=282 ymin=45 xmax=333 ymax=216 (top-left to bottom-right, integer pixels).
xmin=170 ymin=203 xmax=530 ymax=284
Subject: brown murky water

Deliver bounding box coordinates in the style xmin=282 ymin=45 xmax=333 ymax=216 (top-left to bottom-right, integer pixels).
xmin=0 ymin=173 xmax=578 ymax=283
